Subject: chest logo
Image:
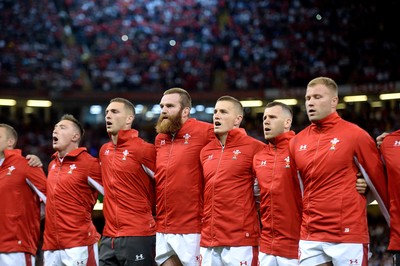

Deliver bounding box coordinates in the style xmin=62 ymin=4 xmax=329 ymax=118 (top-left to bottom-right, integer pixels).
xmin=207 ymin=154 xmax=213 ymax=160
xmin=284 ymin=156 xmax=290 ymax=168
xmin=183 ymin=133 xmax=191 ymax=144
xmin=68 ymin=164 xmax=76 ymax=174
xmin=330 ymin=138 xmax=340 ymax=150
xmin=160 ymin=140 xmax=166 ymax=146
xmin=104 ymin=149 xmax=110 ymax=155
xmin=232 ymin=149 xmax=241 ymax=160
xmin=260 ymin=160 xmax=267 ymax=167
xmin=394 ymin=140 xmax=400 ymax=147
xmin=122 ymin=150 xmax=129 ymax=160
xmin=7 ymin=165 xmax=15 ymax=175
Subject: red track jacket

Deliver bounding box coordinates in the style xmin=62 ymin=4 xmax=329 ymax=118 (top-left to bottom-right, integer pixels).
xmin=0 ymin=149 xmax=47 ymax=255
xmin=155 ymin=118 xmax=214 ymax=233
xmin=200 ymin=128 xmax=265 ymax=247
xmin=253 ymin=130 xmax=302 ymax=258
xmin=100 ymin=129 xmax=156 ymax=237
xmin=289 ymin=112 xmax=389 ymax=243
xmin=43 ymin=147 xmax=101 ymax=250
xmin=380 ymin=129 xmax=400 ymax=251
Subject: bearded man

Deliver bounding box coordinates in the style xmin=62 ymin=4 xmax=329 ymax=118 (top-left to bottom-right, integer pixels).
xmin=154 ymin=88 xmax=214 ymax=266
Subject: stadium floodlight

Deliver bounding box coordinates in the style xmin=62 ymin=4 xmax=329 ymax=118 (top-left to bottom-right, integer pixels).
xmin=274 ymin=99 xmax=298 ymax=105
xmin=0 ymin=99 xmax=17 ymax=106
xmin=27 ymin=100 xmax=52 ymax=107
xmin=240 ymin=100 xmax=263 ymax=107
xmin=343 ymin=95 xmax=368 ymax=102
xmin=379 ymin=93 xmax=400 ymax=100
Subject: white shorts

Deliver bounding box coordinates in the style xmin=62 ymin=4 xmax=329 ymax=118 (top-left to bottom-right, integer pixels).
xmin=259 ymin=251 xmax=298 ymax=266
xmin=155 ymin=233 xmax=201 ymax=266
xmin=200 ymin=246 xmax=258 ymax=266
xmin=44 ymin=243 xmax=98 ymax=266
xmin=0 ymin=252 xmax=35 ymax=266
xmin=298 ymin=240 xmax=368 ymax=265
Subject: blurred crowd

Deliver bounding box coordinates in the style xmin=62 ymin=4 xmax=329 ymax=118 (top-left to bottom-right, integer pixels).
xmin=1 ymin=0 xmax=399 ymax=264
xmin=1 ymin=0 xmax=399 ymax=93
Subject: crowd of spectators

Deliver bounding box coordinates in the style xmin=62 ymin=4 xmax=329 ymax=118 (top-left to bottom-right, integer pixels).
xmin=1 ymin=0 xmax=399 ymax=93
xmin=1 ymin=0 xmax=399 ymax=264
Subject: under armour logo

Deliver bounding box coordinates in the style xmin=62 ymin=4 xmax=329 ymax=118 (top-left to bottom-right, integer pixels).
xmin=260 ymin=160 xmax=267 ymax=166
xmin=135 ymin=254 xmax=144 ymax=261
xmin=299 ymin=144 xmax=307 ymax=151
xmin=207 ymin=154 xmax=213 ymax=160
xmin=68 ymin=164 xmax=76 ymax=174
xmin=160 ymin=140 xmax=166 ymax=145
xmin=349 ymin=259 xmax=358 ymax=264
xmin=239 ymin=261 xmax=247 ymax=266
xmin=394 ymin=140 xmax=400 ymax=146
xmin=7 ymin=165 xmax=15 ymax=175
xmin=76 ymin=260 xmax=84 ymax=265
xmin=104 ymin=150 xmax=110 ymax=155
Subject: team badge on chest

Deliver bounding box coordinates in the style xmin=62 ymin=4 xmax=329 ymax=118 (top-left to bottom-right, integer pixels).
xmin=330 ymin=138 xmax=340 ymax=150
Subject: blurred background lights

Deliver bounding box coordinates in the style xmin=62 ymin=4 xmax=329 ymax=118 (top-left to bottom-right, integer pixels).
xmin=316 ymin=14 xmax=322 ymax=20
xmin=121 ymin=34 xmax=128 ymax=41
xmin=89 ymin=105 xmax=102 ymax=115
xmin=169 ymin=39 xmax=176 ymax=46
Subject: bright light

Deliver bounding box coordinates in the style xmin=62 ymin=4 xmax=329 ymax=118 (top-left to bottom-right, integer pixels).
xmin=151 ymin=105 xmax=161 ymax=114
xmin=121 ymin=35 xmax=128 ymax=41
xmin=90 ymin=105 xmax=102 ymax=115
xmin=190 ymin=108 xmax=196 ymax=114
xmin=0 ymin=99 xmax=16 ymax=106
xmin=274 ymin=99 xmax=298 ymax=105
xmin=379 ymin=93 xmax=400 ymax=100
xmin=343 ymin=95 xmax=368 ymax=102
xmin=240 ymin=100 xmax=263 ymax=107
xmin=135 ymin=104 xmax=144 ymax=114
xmin=205 ymin=107 xmax=214 ymax=114
xmin=195 ymin=105 xmax=205 ymax=112
xmin=169 ymin=40 xmax=176 ymax=46
xmin=27 ymin=100 xmax=52 ymax=107
xmin=336 ymin=103 xmax=346 ymax=110
xmin=371 ymin=101 xmax=382 ymax=108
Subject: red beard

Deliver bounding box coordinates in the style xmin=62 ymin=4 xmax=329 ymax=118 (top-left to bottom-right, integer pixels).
xmin=155 ymin=111 xmax=183 ymax=134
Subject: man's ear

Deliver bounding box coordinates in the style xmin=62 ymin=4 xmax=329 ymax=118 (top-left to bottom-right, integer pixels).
xmin=7 ymin=138 xmax=16 ymax=149
xmin=234 ymin=115 xmax=243 ymax=127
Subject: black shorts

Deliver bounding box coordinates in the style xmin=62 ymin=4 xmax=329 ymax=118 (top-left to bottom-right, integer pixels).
xmin=99 ymin=235 xmax=156 ymax=266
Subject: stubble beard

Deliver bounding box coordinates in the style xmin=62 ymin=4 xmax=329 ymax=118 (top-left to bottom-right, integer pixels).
xmin=155 ymin=111 xmax=183 ymax=134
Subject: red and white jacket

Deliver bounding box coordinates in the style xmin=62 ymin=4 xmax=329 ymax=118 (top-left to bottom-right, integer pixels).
xmin=253 ymin=130 xmax=302 ymax=258
xmin=0 ymin=149 xmax=47 ymax=255
xmin=200 ymin=128 xmax=265 ymax=247
xmin=289 ymin=112 xmax=389 ymax=243
xmin=100 ymin=129 xmax=156 ymax=237
xmin=43 ymin=147 xmax=101 ymax=250
xmin=380 ymin=129 xmax=400 ymax=251
xmin=155 ymin=118 xmax=214 ymax=233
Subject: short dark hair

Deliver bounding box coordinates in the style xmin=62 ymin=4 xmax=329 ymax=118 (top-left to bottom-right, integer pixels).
xmin=60 ymin=114 xmax=85 ymax=138
xmin=216 ymin=95 xmax=244 ymax=116
xmin=163 ymin=87 xmax=192 ymax=109
xmin=110 ymin=97 xmax=136 ymax=115
xmin=266 ymin=101 xmax=293 ymax=118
